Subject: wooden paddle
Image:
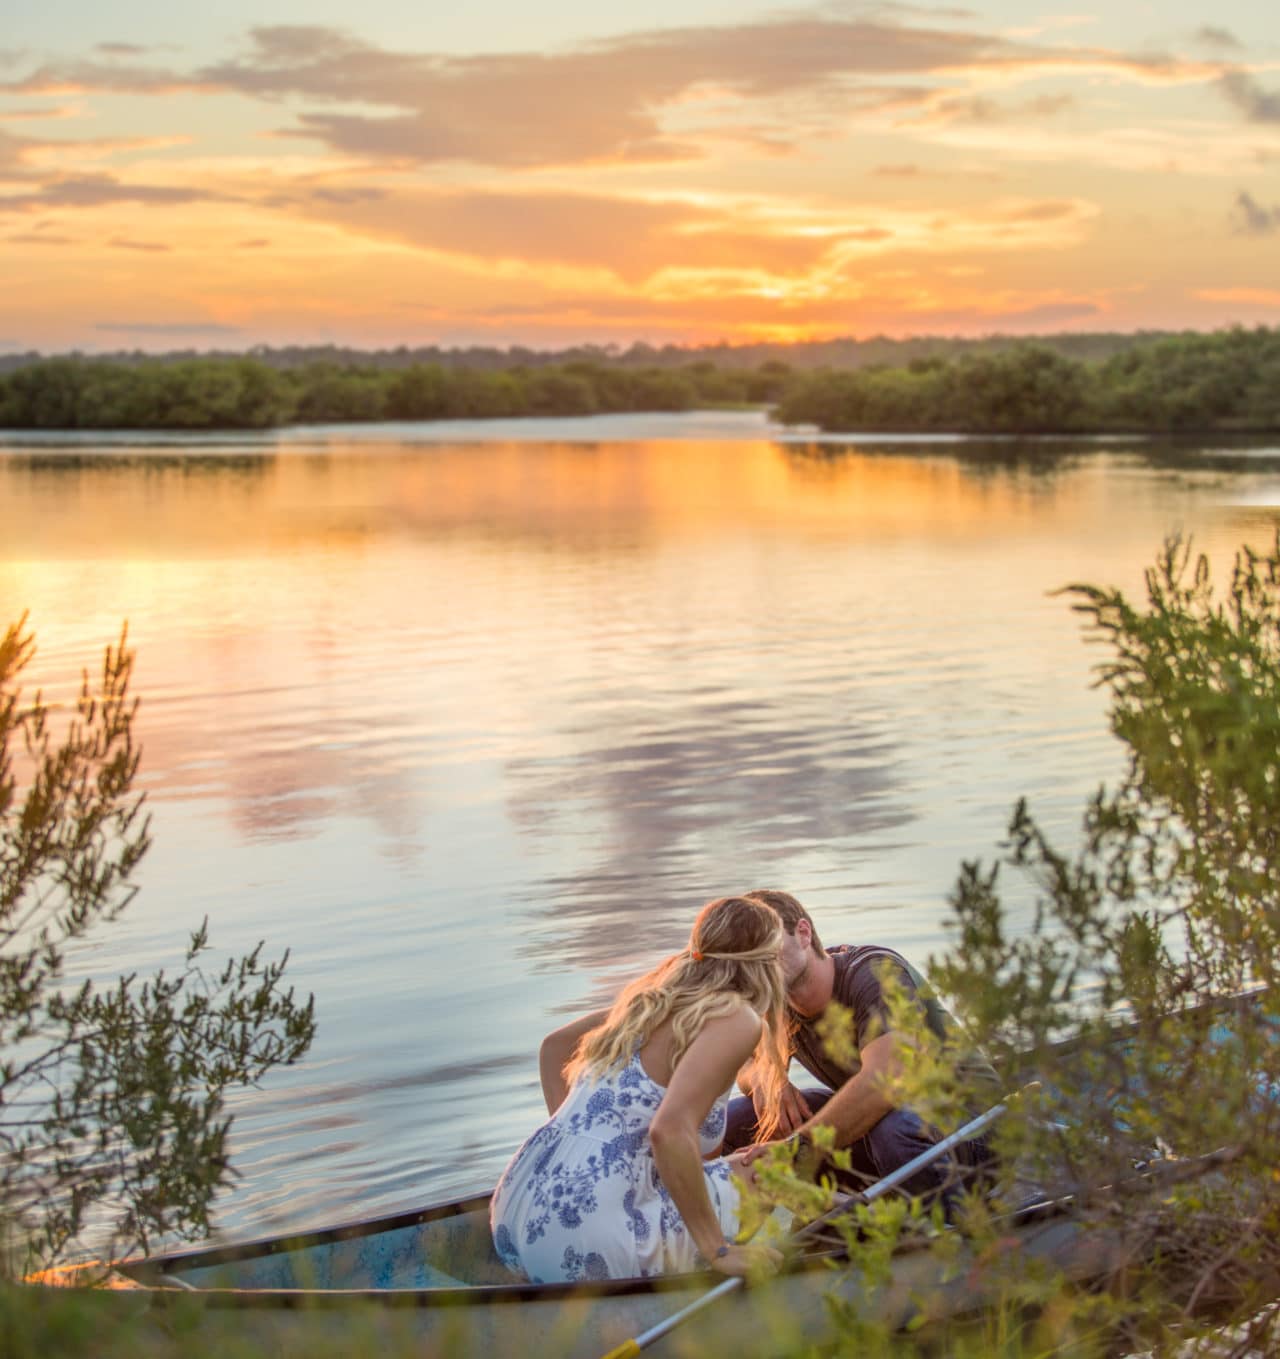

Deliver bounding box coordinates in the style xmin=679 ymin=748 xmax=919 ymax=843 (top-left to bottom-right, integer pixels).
xmin=598 ymin=1095 xmax=1013 ymax=1359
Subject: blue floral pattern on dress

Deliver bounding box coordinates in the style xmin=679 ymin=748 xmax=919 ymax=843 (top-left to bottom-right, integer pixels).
xmin=562 ymin=1246 xmax=610 ymax=1281
xmin=699 ymin=1100 xmax=728 ymax=1145
xmin=490 ymin=1050 xmax=740 ymax=1283
xmin=493 ymin=1223 xmax=520 ymax=1272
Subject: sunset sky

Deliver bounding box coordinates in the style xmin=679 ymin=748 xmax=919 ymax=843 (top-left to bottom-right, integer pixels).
xmin=2 ymin=1 xmax=1278 ymax=351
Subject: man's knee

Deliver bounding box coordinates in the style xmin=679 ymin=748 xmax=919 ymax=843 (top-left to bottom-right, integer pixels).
xmin=865 ymin=1108 xmax=939 ymax=1177
xmin=864 ymin=1108 xmax=988 ymax=1203
xmin=722 ymin=1095 xmax=759 ymax=1152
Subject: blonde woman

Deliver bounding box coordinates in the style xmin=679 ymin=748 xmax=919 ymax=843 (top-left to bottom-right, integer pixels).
xmin=490 ymin=896 xmax=789 ymax=1283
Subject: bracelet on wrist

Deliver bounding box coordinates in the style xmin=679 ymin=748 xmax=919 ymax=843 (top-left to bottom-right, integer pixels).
xmin=714 ymin=1242 xmax=731 ymax=1259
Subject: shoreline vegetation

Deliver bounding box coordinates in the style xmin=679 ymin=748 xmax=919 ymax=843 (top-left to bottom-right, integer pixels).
xmin=0 ymin=325 xmax=1277 ymax=436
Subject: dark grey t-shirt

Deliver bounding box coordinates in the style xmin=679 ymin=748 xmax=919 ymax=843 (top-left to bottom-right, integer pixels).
xmin=789 ymin=945 xmax=999 ymax=1094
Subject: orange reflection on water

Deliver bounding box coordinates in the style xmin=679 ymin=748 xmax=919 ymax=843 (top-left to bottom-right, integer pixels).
xmin=1 ymin=436 xmax=1090 ymax=567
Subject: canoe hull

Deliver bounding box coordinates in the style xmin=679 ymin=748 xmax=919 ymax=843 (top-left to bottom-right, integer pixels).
xmin=33 ymin=1213 xmax=1118 ymax=1359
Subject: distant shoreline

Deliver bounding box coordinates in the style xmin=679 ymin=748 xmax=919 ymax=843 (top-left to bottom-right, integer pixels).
xmin=1 ymin=328 xmax=1277 ymax=436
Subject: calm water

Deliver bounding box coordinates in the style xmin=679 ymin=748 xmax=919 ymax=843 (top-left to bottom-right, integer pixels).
xmin=3 ymin=410 xmax=1278 ymax=1242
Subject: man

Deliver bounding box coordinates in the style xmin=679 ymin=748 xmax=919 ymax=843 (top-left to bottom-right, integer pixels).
xmin=727 ymin=889 xmax=998 ymax=1203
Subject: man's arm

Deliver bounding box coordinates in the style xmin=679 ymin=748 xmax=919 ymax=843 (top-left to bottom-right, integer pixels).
xmin=794 ymin=1031 xmax=901 ymax=1148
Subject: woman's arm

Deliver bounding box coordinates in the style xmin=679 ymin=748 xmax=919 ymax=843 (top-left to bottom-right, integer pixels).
xmin=648 ymin=1008 xmax=778 ymax=1277
xmin=538 ymin=1009 xmax=610 ymax=1115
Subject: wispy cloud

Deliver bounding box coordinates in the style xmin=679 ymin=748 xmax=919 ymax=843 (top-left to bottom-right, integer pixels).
xmin=1192 ymin=27 xmax=1243 ymax=52
xmin=913 ymin=91 xmax=1076 ymax=124
xmin=1002 ymin=15 xmax=1097 ymax=40
xmin=0 ymin=172 xmax=225 ymax=213
xmin=5 ymin=59 xmax=214 ymax=97
xmin=109 ymin=236 xmax=172 ymax=252
xmin=0 ymin=127 xmax=30 ymax=172
xmin=0 ymin=103 xmax=84 ymax=122
xmin=94 ymin=321 xmax=243 ymax=336
xmin=1231 ymin=190 xmax=1280 ymax=235
xmin=6 ymin=230 xmax=76 ymax=244
xmin=1218 ymin=72 xmax=1280 ymax=124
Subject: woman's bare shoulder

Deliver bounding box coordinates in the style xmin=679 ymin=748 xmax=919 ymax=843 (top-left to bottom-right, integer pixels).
xmin=694 ymin=1001 xmax=763 ymax=1051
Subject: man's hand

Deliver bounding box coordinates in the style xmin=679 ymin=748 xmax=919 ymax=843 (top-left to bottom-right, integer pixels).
xmin=755 ymin=1079 xmax=812 ymax=1136
xmin=732 ymin=1140 xmax=774 ymax=1168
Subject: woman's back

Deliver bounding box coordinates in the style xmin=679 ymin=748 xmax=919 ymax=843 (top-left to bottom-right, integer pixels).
xmin=631 ymin=1015 xmax=685 ymax=1089
xmin=490 ymin=1048 xmax=737 ymax=1282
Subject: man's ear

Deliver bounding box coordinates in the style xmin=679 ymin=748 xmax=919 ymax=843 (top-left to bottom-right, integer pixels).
xmin=795 ymin=918 xmax=812 ymax=950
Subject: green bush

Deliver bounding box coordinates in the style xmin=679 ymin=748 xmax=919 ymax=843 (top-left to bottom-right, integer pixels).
xmin=1 ymin=620 xmax=316 ymax=1272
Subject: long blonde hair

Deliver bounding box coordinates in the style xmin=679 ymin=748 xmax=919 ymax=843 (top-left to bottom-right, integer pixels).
xmin=564 ymin=896 xmax=790 ymax=1141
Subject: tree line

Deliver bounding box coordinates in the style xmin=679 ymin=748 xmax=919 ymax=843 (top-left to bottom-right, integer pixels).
xmin=0 ymin=357 xmax=792 ymax=430
xmin=777 ymin=326 xmax=1280 ymax=434
xmin=1 ymin=327 xmax=1277 ymax=432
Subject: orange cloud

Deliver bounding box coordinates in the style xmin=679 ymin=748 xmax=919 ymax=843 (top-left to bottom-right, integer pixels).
xmin=284 ymin=174 xmax=1098 ymax=281
xmin=5 ymin=230 xmax=77 ymax=245
xmin=0 ymin=172 xmax=227 ymax=213
xmin=292 ymin=187 xmax=831 ymax=282
xmin=109 ymin=237 xmax=172 ymax=252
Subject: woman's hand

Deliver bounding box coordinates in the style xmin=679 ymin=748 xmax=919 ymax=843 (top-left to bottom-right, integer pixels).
xmin=708 ymin=1240 xmax=783 ymax=1278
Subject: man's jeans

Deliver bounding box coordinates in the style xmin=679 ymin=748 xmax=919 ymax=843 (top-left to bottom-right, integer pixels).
xmin=722 ymin=1087 xmax=993 ymax=1211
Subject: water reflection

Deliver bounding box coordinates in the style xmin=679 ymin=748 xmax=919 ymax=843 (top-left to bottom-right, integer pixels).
xmin=785 ymin=434 xmax=1280 ymax=476
xmin=4 ymin=417 xmax=1279 ymax=1235
xmin=506 ymin=695 xmax=907 ymax=968
xmin=782 ymin=437 xmax=1092 ymax=482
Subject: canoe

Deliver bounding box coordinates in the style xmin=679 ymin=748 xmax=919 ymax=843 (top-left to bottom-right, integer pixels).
xmin=27 ymin=989 xmax=1278 ymax=1358
xmin=35 ymin=1188 xmax=1120 ymax=1359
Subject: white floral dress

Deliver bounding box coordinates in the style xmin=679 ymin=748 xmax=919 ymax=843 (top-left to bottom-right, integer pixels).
xmin=490 ymin=1051 xmax=740 ymax=1282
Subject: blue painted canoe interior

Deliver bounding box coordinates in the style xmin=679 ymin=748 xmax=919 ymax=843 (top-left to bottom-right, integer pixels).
xmin=161 ymin=1208 xmax=518 ymax=1291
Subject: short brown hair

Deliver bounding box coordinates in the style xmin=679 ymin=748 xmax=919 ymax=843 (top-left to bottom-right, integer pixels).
xmin=744 ymin=888 xmax=824 ymax=955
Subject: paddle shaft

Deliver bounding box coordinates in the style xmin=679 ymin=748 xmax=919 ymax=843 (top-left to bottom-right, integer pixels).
xmin=598 ymin=1097 xmax=1009 ymax=1359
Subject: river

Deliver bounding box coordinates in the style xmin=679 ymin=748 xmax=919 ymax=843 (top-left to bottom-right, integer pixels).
xmin=2 ymin=409 xmax=1277 ymax=1242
